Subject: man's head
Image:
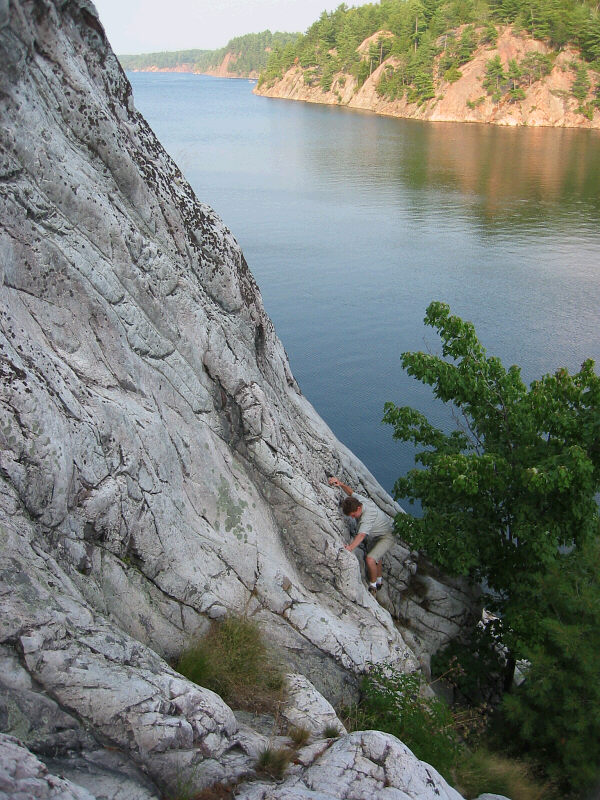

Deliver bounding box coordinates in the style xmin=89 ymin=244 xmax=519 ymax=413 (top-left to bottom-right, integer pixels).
xmin=342 ymin=496 xmax=363 ymax=519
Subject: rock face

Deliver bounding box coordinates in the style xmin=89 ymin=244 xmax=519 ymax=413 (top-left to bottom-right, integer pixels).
xmin=0 ymin=1 xmax=479 ymax=797
xmin=202 ymin=52 xmax=259 ymax=79
xmin=256 ymin=27 xmax=600 ymax=129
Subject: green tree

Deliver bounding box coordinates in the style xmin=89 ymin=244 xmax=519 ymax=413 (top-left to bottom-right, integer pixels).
xmin=457 ymin=25 xmax=477 ymax=63
xmin=506 ymin=58 xmax=526 ymax=99
xmin=572 ymin=61 xmax=590 ymax=104
xmin=519 ymin=51 xmax=553 ymax=85
xmin=383 ymin=301 xmax=600 ymax=650
xmin=481 ymin=21 xmax=499 ymax=45
xmin=581 ymin=14 xmax=600 ymax=64
xmin=483 ymin=54 xmax=508 ymax=100
xmin=444 ymin=64 xmax=463 ymax=81
xmin=500 ymin=537 xmax=600 ymax=794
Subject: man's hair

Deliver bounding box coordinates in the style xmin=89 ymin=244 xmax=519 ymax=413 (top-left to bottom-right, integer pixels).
xmin=342 ymin=496 xmax=362 ymax=515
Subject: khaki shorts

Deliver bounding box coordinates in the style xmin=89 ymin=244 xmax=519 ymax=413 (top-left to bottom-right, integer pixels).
xmin=366 ymin=531 xmax=395 ymax=562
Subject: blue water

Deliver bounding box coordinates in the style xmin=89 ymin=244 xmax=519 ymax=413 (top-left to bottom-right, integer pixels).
xmin=128 ymin=72 xmax=600 ymax=497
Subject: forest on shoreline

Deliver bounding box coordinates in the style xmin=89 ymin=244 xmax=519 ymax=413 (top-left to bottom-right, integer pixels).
xmin=118 ymin=30 xmax=299 ymax=76
xmin=258 ymin=0 xmax=600 ymax=120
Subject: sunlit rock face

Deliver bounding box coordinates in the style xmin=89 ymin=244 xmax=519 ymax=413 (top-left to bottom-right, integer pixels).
xmin=0 ymin=1 xmax=478 ymax=796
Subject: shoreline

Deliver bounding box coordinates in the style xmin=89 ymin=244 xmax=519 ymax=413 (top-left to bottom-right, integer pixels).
xmin=255 ymin=89 xmax=600 ymax=129
xmin=125 ymin=67 xmax=258 ymax=81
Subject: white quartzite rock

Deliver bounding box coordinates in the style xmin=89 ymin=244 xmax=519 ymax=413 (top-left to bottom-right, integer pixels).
xmin=474 ymin=796 xmax=512 ymax=800
xmin=280 ymin=674 xmax=346 ymax=737
xmin=237 ymin=730 xmax=465 ymax=800
xmin=0 ymin=734 xmax=96 ymax=800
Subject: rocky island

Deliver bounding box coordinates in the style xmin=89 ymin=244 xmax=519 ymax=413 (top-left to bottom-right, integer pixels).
xmin=0 ymin=2 xmax=489 ymax=798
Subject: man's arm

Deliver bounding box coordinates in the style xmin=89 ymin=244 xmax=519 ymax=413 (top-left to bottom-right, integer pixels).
xmin=345 ymin=532 xmax=366 ymax=551
xmin=328 ymin=476 xmax=353 ymax=496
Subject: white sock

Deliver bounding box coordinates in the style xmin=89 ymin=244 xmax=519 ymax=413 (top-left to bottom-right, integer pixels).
xmin=369 ymin=582 xmax=377 ymax=589
xmin=376 ymin=578 xmax=382 ymax=586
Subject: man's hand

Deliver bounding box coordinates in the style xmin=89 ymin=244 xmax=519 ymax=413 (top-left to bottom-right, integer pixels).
xmin=329 ymin=476 xmax=353 ymax=496
xmin=345 ymin=533 xmax=365 ymax=552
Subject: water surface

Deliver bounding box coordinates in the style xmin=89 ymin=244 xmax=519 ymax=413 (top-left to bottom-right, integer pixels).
xmin=128 ymin=73 xmax=600 ymax=497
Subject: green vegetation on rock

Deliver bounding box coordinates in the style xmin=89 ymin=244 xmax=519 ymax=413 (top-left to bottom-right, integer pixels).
xmin=176 ymin=616 xmax=286 ymax=711
xmin=350 ymin=663 xmax=463 ymax=776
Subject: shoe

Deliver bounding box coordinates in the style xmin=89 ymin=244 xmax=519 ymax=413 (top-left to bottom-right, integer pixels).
xmin=368 ymin=584 xmax=378 ymax=597
xmin=376 ymin=581 xmax=383 ymax=592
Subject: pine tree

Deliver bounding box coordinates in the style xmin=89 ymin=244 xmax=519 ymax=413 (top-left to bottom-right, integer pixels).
xmin=483 ymin=54 xmax=507 ymax=100
xmin=572 ymin=61 xmax=590 ymax=104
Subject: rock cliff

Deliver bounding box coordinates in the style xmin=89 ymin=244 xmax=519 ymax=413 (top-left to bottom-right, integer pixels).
xmin=0 ymin=1 xmax=479 ymax=797
xmin=256 ymin=27 xmax=600 ymax=129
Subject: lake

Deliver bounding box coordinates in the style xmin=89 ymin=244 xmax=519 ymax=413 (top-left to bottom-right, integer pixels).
xmin=128 ymin=72 xmax=600 ymax=498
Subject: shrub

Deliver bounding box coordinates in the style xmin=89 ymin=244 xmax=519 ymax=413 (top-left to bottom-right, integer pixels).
xmin=508 ymin=86 xmax=526 ymax=101
xmin=176 ymin=616 xmax=286 ymax=712
xmin=165 ymin=773 xmax=236 ymax=800
xmin=433 ymin=620 xmax=510 ymax=703
xmin=572 ymin=62 xmax=590 ymax=103
xmin=355 ymin=663 xmax=462 ymax=776
xmin=444 ymin=65 xmax=463 ymax=82
xmin=454 ymin=748 xmax=556 ymax=800
xmin=480 ymin=23 xmax=498 ymax=46
xmin=190 ymin=784 xmax=235 ymax=800
xmin=466 ymin=96 xmax=486 ymax=109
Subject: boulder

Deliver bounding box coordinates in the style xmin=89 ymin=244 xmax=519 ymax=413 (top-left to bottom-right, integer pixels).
xmin=236 ymin=730 xmax=465 ymax=799
xmin=280 ymin=674 xmax=346 ymax=737
xmin=0 ymin=734 xmax=96 ymax=800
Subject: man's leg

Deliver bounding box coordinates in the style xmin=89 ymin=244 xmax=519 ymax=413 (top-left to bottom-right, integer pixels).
xmin=365 ymin=555 xmax=380 ymax=596
xmin=367 ymin=534 xmax=394 ymax=592
xmin=365 ymin=555 xmax=379 ymax=584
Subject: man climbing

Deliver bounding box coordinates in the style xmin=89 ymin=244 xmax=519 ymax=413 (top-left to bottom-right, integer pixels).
xmin=328 ymin=476 xmax=396 ymax=596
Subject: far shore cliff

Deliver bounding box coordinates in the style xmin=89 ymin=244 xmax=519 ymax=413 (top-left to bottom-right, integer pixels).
xmin=255 ymin=27 xmax=600 ymax=129
xmin=129 ymin=54 xmax=259 ymax=80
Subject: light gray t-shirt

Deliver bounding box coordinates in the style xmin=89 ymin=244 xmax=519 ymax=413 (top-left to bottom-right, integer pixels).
xmin=353 ymin=493 xmax=394 ymax=539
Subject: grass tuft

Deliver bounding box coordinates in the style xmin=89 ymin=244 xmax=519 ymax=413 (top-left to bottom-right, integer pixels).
xmin=288 ymin=725 xmax=311 ymax=748
xmin=189 ymin=783 xmax=235 ymax=800
xmin=255 ymin=746 xmax=292 ymax=779
xmin=322 ymin=724 xmax=341 ymax=738
xmin=176 ymin=616 xmax=286 ymax=712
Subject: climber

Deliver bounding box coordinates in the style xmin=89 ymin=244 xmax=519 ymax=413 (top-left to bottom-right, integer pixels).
xmin=328 ymin=476 xmax=396 ymax=596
